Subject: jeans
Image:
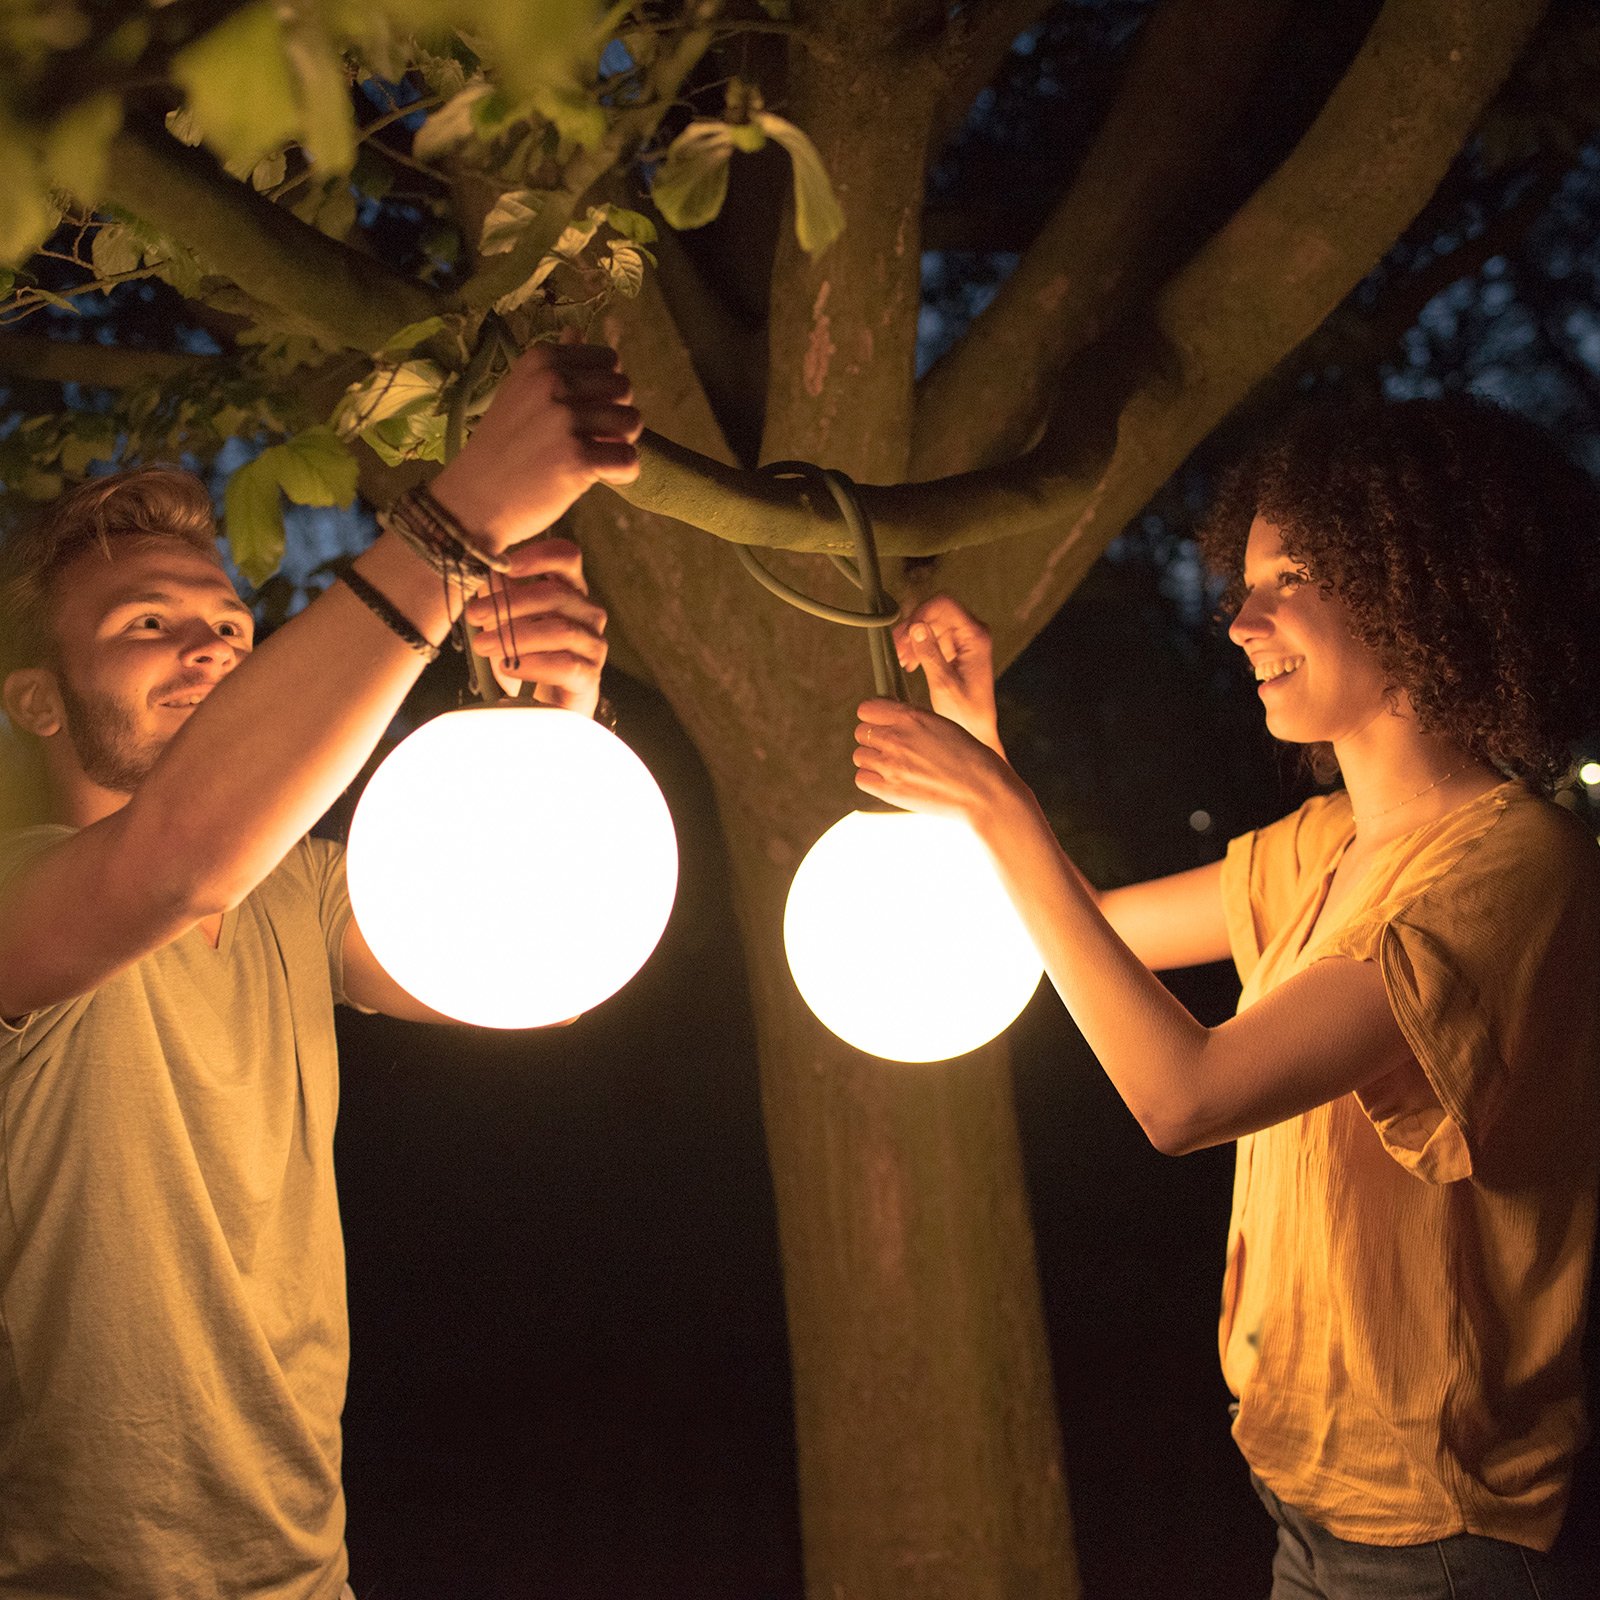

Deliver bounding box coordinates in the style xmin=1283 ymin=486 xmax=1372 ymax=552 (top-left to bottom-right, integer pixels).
xmin=1251 ymin=1473 xmax=1589 ymax=1599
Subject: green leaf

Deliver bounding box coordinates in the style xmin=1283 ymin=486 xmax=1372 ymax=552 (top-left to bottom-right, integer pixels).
xmin=144 ymin=240 xmax=203 ymax=299
xmin=19 ymin=469 xmax=64 ymax=501
xmin=530 ymin=80 xmax=607 ymax=150
xmin=59 ymin=426 xmax=119 ymax=476
xmin=283 ymin=17 xmax=356 ymax=175
xmin=363 ymin=408 xmax=447 ymax=467
xmin=223 ymin=428 xmax=357 ymax=584
xmin=174 ymin=2 xmax=300 ymax=171
xmin=472 ymin=0 xmax=595 ymax=101
xmin=755 ymin=111 xmax=844 ymax=257
xmin=91 ymin=223 xmax=141 ymax=280
xmin=271 ymin=426 xmax=358 ymax=507
xmin=604 ymin=241 xmax=646 ymax=298
xmin=480 ymin=188 xmax=543 ymax=255
xmin=250 ymin=150 xmax=289 ymax=192
xmin=224 ymin=452 xmax=289 ymax=586
xmin=0 ymin=269 xmax=14 ymax=296
xmin=378 ymin=315 xmax=447 ymax=355
xmin=43 ymin=93 xmax=122 ymax=203
xmin=333 ymin=360 xmax=448 ymax=435
xmin=651 ymin=122 xmax=736 ymax=233
xmin=414 ymin=80 xmax=493 ymax=160
xmin=605 ymin=207 xmax=658 ymax=246
xmin=726 ymin=121 xmax=767 ymax=155
xmin=0 ymin=115 xmax=60 ymax=266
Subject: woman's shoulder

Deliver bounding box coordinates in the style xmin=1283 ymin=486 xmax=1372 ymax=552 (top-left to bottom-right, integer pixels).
xmin=1470 ymin=783 xmax=1600 ymax=888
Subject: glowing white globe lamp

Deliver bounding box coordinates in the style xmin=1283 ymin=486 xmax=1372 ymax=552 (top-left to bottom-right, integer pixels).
xmin=346 ymin=706 xmax=678 ymax=1028
xmin=784 ymin=809 xmax=1043 ymax=1063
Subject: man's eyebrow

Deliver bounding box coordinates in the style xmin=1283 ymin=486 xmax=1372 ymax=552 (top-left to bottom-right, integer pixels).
xmin=107 ymin=589 xmax=254 ymax=618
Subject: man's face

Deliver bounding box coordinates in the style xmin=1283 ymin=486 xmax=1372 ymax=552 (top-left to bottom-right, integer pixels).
xmin=45 ymin=539 xmax=254 ymax=794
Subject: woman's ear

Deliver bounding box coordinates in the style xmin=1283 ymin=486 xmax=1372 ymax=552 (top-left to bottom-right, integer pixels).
xmin=2 ymin=668 xmax=64 ymax=739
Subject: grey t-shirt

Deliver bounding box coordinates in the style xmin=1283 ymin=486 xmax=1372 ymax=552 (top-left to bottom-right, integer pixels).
xmin=0 ymin=827 xmax=355 ymax=1600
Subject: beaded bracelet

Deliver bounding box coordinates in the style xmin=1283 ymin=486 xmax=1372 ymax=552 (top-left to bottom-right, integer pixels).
xmin=339 ymin=569 xmax=440 ymax=662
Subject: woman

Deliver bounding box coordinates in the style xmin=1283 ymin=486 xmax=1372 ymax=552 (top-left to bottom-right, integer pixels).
xmin=854 ymin=395 xmax=1600 ymax=1598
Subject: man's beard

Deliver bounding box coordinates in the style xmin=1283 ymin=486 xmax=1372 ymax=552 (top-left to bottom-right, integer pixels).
xmin=57 ymin=677 xmax=165 ymax=795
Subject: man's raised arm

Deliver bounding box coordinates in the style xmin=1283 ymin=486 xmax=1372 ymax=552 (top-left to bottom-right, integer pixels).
xmin=0 ymin=345 xmax=639 ymax=1019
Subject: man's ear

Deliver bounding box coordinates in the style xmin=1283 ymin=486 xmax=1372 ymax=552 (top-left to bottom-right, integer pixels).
xmin=2 ymin=668 xmax=63 ymax=738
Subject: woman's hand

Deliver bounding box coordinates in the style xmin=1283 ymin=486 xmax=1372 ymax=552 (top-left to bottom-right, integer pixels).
xmin=853 ymin=698 xmax=1017 ymax=824
xmin=463 ymin=537 xmax=607 ymax=716
xmin=893 ymin=595 xmax=1003 ymax=756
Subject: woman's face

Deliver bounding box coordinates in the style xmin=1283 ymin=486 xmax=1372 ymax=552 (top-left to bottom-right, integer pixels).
xmin=1227 ymin=517 xmax=1395 ymax=747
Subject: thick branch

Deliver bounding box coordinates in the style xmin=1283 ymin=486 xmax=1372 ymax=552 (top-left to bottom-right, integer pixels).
xmin=940 ymin=0 xmax=1551 ymax=670
xmin=621 ymin=0 xmax=1548 ymax=668
xmin=911 ymin=0 xmax=1295 ymax=479
xmin=930 ymin=0 xmax=1060 ymax=153
xmin=105 ymin=121 xmax=440 ymax=352
xmin=613 ymin=424 xmax=1110 ymax=557
xmin=0 ymin=333 xmax=219 ymax=387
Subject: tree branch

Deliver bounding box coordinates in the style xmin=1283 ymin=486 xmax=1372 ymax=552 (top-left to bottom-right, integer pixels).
xmin=104 ymin=119 xmax=440 ymax=352
xmin=910 ymin=0 xmax=1296 ymax=479
xmin=616 ymin=0 xmax=1549 ymax=671
xmin=930 ymin=0 xmax=1060 ymax=154
xmin=0 ymin=333 xmax=220 ymax=387
xmin=612 ymin=416 xmax=1118 ymax=557
xmin=938 ymin=0 xmax=1551 ymax=671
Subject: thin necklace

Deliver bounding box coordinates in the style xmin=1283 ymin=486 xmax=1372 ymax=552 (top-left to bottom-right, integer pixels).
xmin=1350 ymin=767 xmax=1467 ymax=828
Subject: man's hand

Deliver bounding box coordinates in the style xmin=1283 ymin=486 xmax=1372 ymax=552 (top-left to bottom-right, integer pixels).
xmin=430 ymin=343 xmax=641 ymax=553
xmin=462 ymin=538 xmax=608 ymax=718
xmin=894 ymin=595 xmax=1004 ymax=756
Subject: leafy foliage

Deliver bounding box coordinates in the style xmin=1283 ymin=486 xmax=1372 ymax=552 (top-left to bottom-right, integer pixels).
xmin=0 ymin=1 xmax=843 ymax=572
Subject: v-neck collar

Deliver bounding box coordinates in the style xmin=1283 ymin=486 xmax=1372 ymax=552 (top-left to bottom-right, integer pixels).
xmin=186 ymin=906 xmax=238 ymax=959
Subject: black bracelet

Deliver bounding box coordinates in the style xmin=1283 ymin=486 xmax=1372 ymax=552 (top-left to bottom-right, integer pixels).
xmin=340 ymin=569 xmax=440 ymax=662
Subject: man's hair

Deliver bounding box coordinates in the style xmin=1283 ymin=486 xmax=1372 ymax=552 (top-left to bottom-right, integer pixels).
xmin=0 ymin=467 xmax=221 ymax=682
xmin=1196 ymin=393 xmax=1600 ymax=790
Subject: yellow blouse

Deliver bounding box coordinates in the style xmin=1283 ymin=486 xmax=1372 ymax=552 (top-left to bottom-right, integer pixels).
xmin=1218 ymin=782 xmax=1600 ymax=1549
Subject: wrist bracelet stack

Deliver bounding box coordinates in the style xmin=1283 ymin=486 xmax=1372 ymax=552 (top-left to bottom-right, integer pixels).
xmin=339 ymin=568 xmax=440 ymax=662
xmin=380 ymin=484 xmax=512 ymax=583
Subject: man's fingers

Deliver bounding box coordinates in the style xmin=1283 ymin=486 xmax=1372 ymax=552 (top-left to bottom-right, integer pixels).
xmin=498 ymin=538 xmax=589 ymax=588
xmin=569 ymin=401 xmax=642 ymax=441
xmin=547 ymin=341 xmax=624 ymax=371
xmin=580 ymin=439 xmax=642 ymax=483
xmin=465 ymin=585 xmax=605 ymax=636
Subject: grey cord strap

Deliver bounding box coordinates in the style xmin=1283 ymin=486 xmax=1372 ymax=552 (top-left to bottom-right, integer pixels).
xmin=737 ymin=463 xmax=908 ymax=701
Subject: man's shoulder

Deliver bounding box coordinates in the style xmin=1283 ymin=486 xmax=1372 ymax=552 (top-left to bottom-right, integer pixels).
xmin=0 ymin=823 xmax=77 ymax=894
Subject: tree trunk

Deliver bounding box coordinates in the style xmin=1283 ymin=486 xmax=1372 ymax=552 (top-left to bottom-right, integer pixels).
xmin=723 ymin=809 xmax=1078 ymax=1600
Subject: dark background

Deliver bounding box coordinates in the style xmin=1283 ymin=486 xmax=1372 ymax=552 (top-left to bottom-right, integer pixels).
xmin=4 ymin=2 xmax=1599 ymax=1593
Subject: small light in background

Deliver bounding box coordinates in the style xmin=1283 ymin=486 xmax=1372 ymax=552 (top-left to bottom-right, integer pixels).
xmin=1189 ymin=809 xmax=1213 ymax=833
xmin=1578 ymin=760 xmax=1600 ymax=788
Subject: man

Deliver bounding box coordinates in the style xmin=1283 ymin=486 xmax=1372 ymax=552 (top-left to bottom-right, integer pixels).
xmin=0 ymin=343 xmax=641 ymax=1598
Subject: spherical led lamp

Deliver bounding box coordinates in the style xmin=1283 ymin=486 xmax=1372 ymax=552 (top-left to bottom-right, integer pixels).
xmin=783 ymin=809 xmax=1042 ymax=1063
xmin=347 ymin=706 xmax=678 ymax=1028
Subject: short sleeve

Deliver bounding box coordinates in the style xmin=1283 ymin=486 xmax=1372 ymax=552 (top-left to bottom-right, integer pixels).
xmin=1221 ymin=795 xmax=1350 ymax=985
xmin=0 ymin=825 xmax=77 ymax=1036
xmin=299 ymin=836 xmax=361 ymax=1010
xmin=1321 ymin=796 xmax=1600 ymax=1185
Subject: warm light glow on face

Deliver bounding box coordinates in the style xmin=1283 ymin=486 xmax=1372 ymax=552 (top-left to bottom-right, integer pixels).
xmin=347 ymin=706 xmax=678 ymax=1028
xmin=784 ymin=810 xmax=1043 ymax=1063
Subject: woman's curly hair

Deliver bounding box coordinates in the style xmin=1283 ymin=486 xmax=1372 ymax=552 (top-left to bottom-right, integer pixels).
xmin=1196 ymin=393 xmax=1600 ymax=791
